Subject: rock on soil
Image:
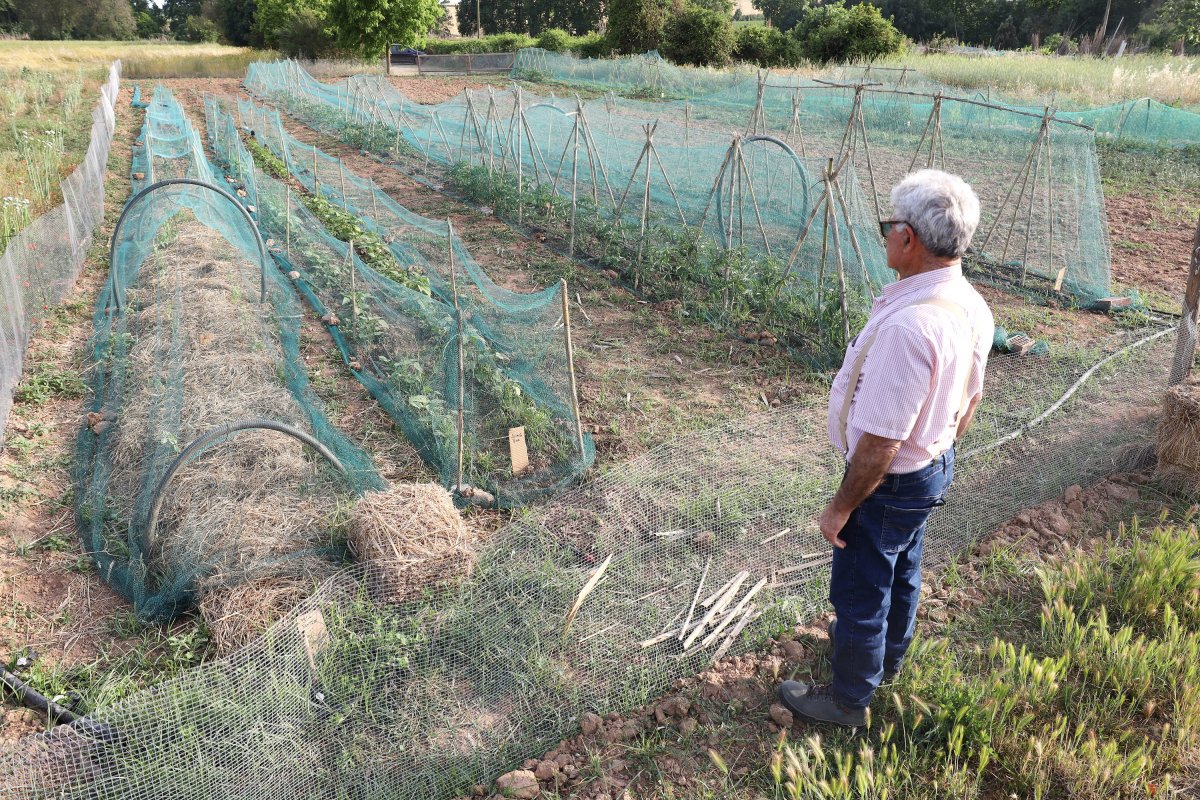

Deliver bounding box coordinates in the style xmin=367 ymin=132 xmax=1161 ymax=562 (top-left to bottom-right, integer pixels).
xmin=494 ymin=769 xmax=539 ymax=799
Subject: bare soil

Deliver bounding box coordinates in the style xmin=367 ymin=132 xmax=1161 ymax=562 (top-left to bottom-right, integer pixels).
xmin=1106 ymin=191 xmax=1199 ymax=302
xmin=0 ymin=84 xmax=140 ymax=673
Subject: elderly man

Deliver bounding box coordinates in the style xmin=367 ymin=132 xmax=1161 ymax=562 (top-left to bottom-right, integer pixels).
xmin=778 ymin=169 xmax=994 ymax=728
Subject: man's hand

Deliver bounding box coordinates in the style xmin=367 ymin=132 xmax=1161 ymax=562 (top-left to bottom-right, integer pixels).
xmin=821 ymin=432 xmax=902 ymax=550
xmin=819 ymin=502 xmax=852 ymax=549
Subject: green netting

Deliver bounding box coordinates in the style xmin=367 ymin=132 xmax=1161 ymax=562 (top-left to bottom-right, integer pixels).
xmin=513 ymin=47 xmax=756 ymax=98
xmin=203 ymin=95 xmax=593 ymax=504
xmin=246 ymin=60 xmax=892 ymax=366
xmin=517 ymin=49 xmax=1200 ymax=151
xmin=74 ymin=86 xmax=382 ymax=622
xmin=3 ymin=312 xmax=1185 ymax=798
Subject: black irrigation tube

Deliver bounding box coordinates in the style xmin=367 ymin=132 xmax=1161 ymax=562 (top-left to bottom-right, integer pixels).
xmin=108 ymin=178 xmax=270 ymax=313
xmin=143 ymin=419 xmax=348 ymax=553
xmin=0 ymin=664 xmax=121 ymax=744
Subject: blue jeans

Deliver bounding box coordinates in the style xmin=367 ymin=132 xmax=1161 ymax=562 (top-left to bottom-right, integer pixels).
xmin=828 ymin=448 xmax=954 ymax=709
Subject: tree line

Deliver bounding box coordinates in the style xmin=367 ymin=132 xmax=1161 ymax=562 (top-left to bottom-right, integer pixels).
xmin=0 ymin=0 xmax=445 ymax=57
xmin=0 ymin=0 xmax=1194 ymax=59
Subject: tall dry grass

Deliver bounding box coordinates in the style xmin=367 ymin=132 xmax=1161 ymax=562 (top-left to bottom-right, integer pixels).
xmin=0 ymin=40 xmax=277 ymax=77
xmin=887 ymin=52 xmax=1200 ymax=110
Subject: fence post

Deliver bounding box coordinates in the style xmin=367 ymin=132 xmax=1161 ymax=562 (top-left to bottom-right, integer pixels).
xmin=1169 ymin=212 xmax=1200 ymax=385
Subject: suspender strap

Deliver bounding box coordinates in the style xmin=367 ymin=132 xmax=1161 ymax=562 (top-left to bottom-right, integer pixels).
xmin=835 ymin=297 xmax=978 ymax=455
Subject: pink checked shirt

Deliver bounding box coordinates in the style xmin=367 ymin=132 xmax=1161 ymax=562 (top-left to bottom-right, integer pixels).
xmin=827 ymin=265 xmax=993 ymax=474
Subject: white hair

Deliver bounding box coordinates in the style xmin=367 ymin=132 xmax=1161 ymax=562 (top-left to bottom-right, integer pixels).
xmin=890 ymin=169 xmax=981 ymax=259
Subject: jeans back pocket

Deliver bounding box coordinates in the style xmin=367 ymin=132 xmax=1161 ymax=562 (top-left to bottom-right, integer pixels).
xmin=880 ymin=503 xmax=937 ymax=554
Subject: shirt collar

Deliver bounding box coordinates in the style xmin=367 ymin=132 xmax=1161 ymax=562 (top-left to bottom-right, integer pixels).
xmin=878 ymin=263 xmax=963 ymax=304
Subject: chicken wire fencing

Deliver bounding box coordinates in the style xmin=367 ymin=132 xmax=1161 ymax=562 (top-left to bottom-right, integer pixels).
xmin=204 ymin=95 xmax=594 ymax=506
xmin=0 ymin=60 xmax=121 ymax=445
xmin=245 ymin=58 xmax=1113 ymax=367
xmin=0 ymin=310 xmax=1186 ymax=799
xmin=75 ymin=85 xmax=382 ymax=623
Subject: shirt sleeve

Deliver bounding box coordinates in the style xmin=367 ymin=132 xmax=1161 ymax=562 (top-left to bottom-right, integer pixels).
xmin=851 ymin=321 xmax=935 ymax=442
xmin=967 ymin=308 xmax=994 ymax=399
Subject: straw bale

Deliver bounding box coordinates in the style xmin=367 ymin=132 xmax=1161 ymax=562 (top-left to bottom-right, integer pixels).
xmin=197 ymin=558 xmax=344 ymax=654
xmin=1155 ymin=379 xmax=1200 ymax=494
xmin=349 ymin=484 xmax=476 ymax=603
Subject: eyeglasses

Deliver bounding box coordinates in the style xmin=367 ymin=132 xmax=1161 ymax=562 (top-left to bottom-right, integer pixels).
xmin=879 ymin=219 xmax=909 ymax=238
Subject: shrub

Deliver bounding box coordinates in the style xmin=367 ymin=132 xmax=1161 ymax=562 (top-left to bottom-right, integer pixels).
xmin=788 ymin=1 xmax=904 ymax=63
xmin=422 ymin=32 xmax=536 ymax=53
xmin=607 ymin=0 xmax=672 ymax=54
xmin=275 ymin=8 xmax=337 ymax=58
xmin=573 ymin=31 xmax=610 ymax=58
xmin=733 ymin=23 xmax=793 ymax=65
xmin=662 ymin=5 xmax=736 ymax=66
xmin=536 ymin=27 xmax=572 ymax=51
xmin=179 ymin=15 xmax=220 ymax=43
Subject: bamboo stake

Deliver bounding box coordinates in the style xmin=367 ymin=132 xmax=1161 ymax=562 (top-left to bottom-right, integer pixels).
xmin=637 ymin=124 xmax=654 ymax=267
xmin=734 ymin=141 xmax=773 ymax=258
xmin=827 ymin=179 xmax=851 ymax=344
xmin=683 ymin=572 xmax=749 ymax=649
xmin=699 ymin=570 xmax=747 ymax=609
xmin=760 ymin=528 xmax=790 ymax=546
xmin=563 ymin=554 xmax=613 ymax=636
xmin=516 ymin=86 xmax=524 ymax=225
xmin=1016 ymin=115 xmax=1048 ymax=285
xmin=449 ymin=219 xmax=465 ymax=491
xmin=999 ymin=115 xmax=1049 ymax=271
xmin=830 ymin=176 xmax=876 ymax=300
xmin=770 ymin=190 xmax=829 ymax=298
xmin=699 ymin=578 xmax=767 ymax=649
xmin=710 ymin=605 xmax=757 ymax=663
xmin=854 ymin=97 xmax=884 ymax=226
xmin=347 ymin=239 xmax=357 ymax=329
xmin=907 ymin=98 xmax=940 ymax=174
xmin=285 ymin=186 xmax=292 ymax=260
xmin=1046 ymin=122 xmax=1056 ymax=285
xmin=679 ymin=556 xmax=711 ymax=641
xmin=650 ymin=139 xmax=688 ymax=226
xmin=691 ymin=143 xmax=737 ymax=249
xmin=338 ymin=159 xmax=348 ymax=210
xmin=569 ymin=118 xmax=580 ymax=257
xmin=561 ymin=278 xmax=586 ymax=456
xmin=976 ymin=116 xmax=1048 ymax=256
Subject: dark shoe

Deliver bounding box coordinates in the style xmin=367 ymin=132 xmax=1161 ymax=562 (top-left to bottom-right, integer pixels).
xmin=827 ymin=618 xmax=897 ymax=682
xmin=777 ymin=681 xmax=867 ymax=728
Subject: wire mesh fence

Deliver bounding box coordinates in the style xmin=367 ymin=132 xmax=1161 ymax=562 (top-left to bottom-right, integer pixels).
xmin=0 ymin=309 xmax=1185 ymax=799
xmin=0 ymin=60 xmax=121 ymax=445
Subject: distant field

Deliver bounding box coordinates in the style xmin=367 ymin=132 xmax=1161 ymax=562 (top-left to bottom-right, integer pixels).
xmin=0 ymin=40 xmax=278 ymax=78
xmin=883 ymin=52 xmax=1200 ymax=109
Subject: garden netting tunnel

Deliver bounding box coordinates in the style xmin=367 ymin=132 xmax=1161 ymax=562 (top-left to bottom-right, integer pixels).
xmin=75 ymin=87 xmax=383 ymax=622
xmin=204 ymin=95 xmax=594 ymax=506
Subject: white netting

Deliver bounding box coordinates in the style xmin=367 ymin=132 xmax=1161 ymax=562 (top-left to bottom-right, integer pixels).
xmin=0 ymin=61 xmax=121 ymax=444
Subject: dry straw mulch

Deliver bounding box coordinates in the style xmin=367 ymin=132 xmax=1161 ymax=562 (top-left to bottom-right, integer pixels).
xmin=1156 ymin=377 xmax=1200 ymax=494
xmin=348 ymin=483 xmax=477 ymax=604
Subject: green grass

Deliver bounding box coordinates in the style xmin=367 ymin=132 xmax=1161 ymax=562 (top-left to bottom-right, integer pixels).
xmin=766 ymin=516 xmax=1200 ymax=800
xmin=13 ymin=363 xmax=86 ymax=406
